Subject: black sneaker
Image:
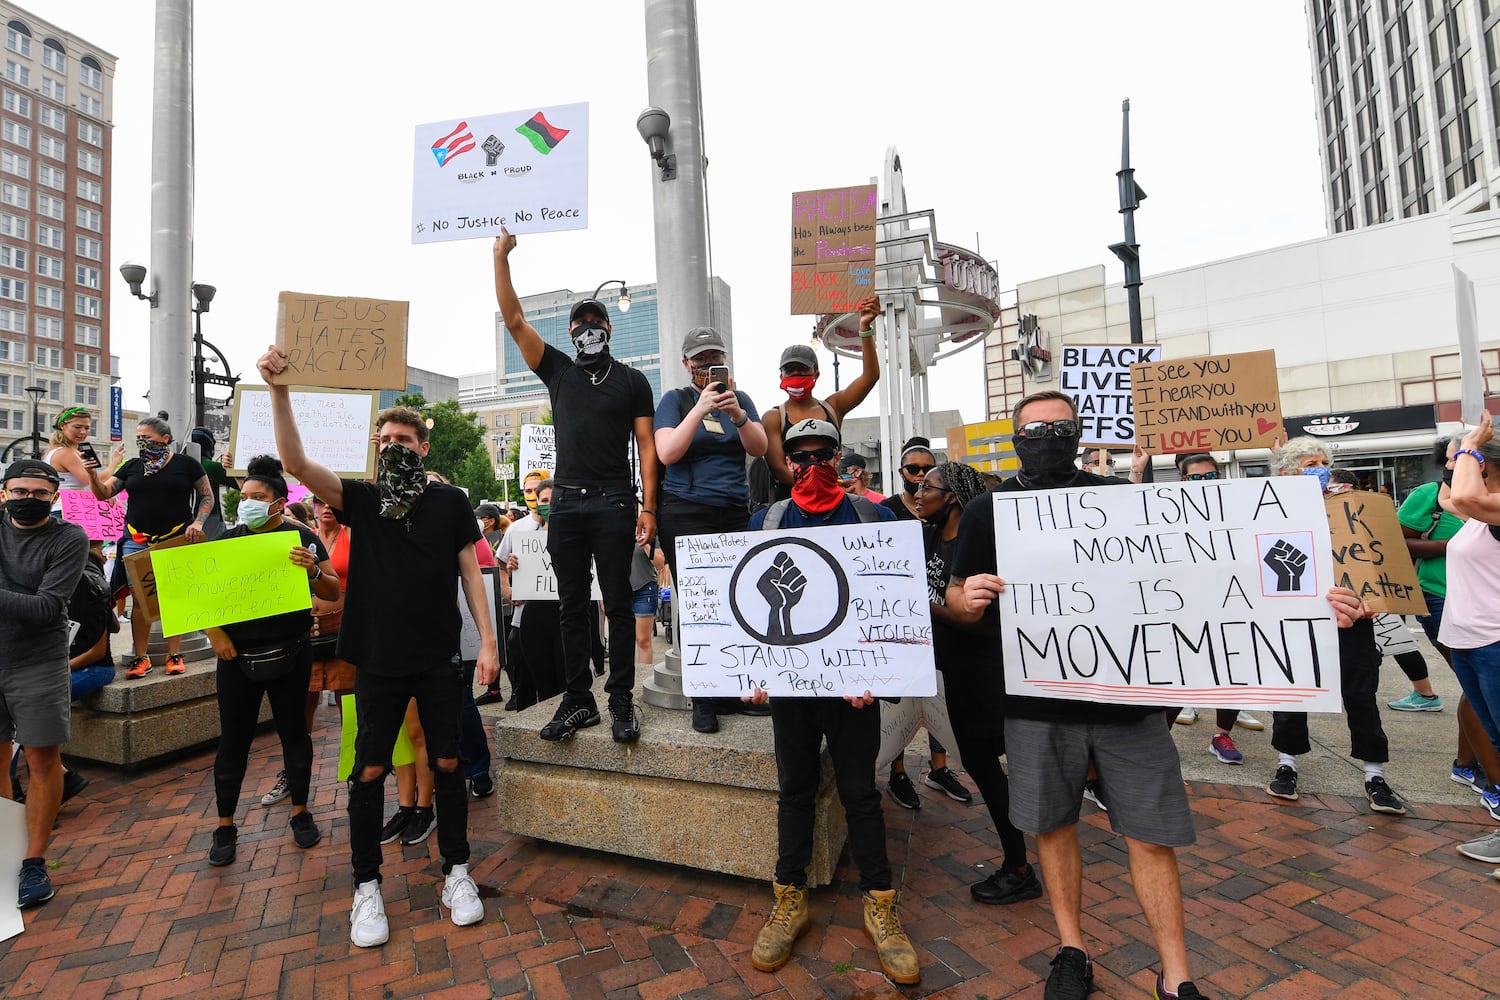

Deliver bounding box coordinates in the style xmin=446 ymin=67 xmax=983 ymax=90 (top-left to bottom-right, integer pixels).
xmin=609 ymin=697 xmax=641 ymax=743
xmin=290 ymin=810 xmax=322 ymax=849
xmin=539 ymin=698 xmax=601 ymax=742
xmin=923 ymin=765 xmax=973 ymax=803
xmin=60 ymin=769 xmax=90 ymax=804
xmin=1364 ymin=776 xmax=1407 ymax=815
xmin=474 ymin=688 xmax=505 ymax=707
xmin=1155 ymin=973 xmax=1211 ymax=999
xmin=208 ymin=825 xmax=237 ymax=867
xmin=691 ymin=699 xmax=719 ymax=734
xmin=1045 ymin=945 xmax=1093 ymax=999
xmin=379 ymin=805 xmax=415 ymax=845
xmin=17 ymin=857 xmax=54 ymax=908
xmin=888 ymin=768 xmax=921 ymax=810
xmin=1266 ymin=765 xmax=1299 ymax=801
xmin=400 ymin=806 xmax=437 ymax=845
xmin=469 ymin=771 xmax=495 ymax=799
xmin=970 ymin=865 xmax=1043 ymax=906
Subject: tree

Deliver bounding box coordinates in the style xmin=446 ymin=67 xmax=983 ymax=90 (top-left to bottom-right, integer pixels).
xmin=392 ymin=392 xmax=499 ymax=503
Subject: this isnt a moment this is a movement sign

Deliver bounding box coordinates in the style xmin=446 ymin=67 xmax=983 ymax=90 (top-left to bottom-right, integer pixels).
xmin=991 ymin=476 xmax=1341 ymax=711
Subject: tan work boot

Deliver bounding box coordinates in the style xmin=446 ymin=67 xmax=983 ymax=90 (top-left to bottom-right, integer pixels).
xmin=863 ymin=888 xmax=920 ymax=985
xmin=751 ymin=882 xmax=810 ymax=972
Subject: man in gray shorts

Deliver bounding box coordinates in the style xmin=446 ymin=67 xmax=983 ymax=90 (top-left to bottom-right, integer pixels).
xmin=0 ymin=458 xmax=89 ymax=909
xmin=946 ymin=391 xmax=1210 ymax=1000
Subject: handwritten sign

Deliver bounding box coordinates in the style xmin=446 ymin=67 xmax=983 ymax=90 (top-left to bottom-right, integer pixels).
xmin=512 ymin=531 xmax=601 ymax=601
xmin=1455 ymin=265 xmax=1486 ymax=424
xmin=677 ymin=521 xmax=936 ymax=698
xmin=122 ymin=536 xmax=190 ymax=624
xmin=992 ymin=476 xmax=1341 ymax=711
xmin=790 ymin=184 xmax=878 ymax=315
xmin=411 ymin=102 xmax=589 ymax=244
xmin=229 ymin=385 xmax=378 ymax=479
xmin=1131 ymin=349 xmax=1283 ymax=454
xmin=518 ymin=424 xmax=555 ymax=481
xmin=1325 ymin=491 xmax=1427 ymax=615
xmin=1060 ymin=344 xmax=1162 ymax=447
xmin=1372 ymin=612 xmax=1420 ymax=657
xmin=152 ymin=532 xmax=311 ymax=636
xmin=270 ymin=292 xmax=410 ymax=391
xmin=876 ymin=678 xmax=961 ymax=772
xmin=58 ymin=489 xmax=125 ymax=541
xmin=457 ymin=568 xmax=498 ymax=659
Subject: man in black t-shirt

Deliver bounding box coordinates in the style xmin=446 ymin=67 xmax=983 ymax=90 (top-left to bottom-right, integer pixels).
xmin=256 ymin=348 xmax=500 ymax=949
xmin=492 ymin=228 xmax=659 ymax=744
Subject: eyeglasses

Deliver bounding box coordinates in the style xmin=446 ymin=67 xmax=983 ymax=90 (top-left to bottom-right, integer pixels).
xmin=1016 ymin=419 xmax=1080 ymax=439
xmin=915 ymin=482 xmax=951 ymax=494
xmin=788 ymin=447 xmax=837 ymax=466
xmin=1185 ymin=471 xmax=1220 ymax=481
xmin=5 ymin=487 xmax=56 ymax=500
xmin=902 ymin=464 xmax=936 ymax=476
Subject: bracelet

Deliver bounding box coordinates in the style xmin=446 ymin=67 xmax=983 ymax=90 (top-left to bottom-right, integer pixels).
xmin=858 ymin=328 xmax=874 ymax=338
xmin=731 ymin=413 xmax=749 ymax=427
xmin=1455 ymin=448 xmax=1487 ymax=467
xmin=309 ymin=566 xmax=322 ymax=581
xmin=641 ymin=509 xmax=657 ymax=517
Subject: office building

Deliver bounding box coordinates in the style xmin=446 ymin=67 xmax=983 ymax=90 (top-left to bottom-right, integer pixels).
xmin=378 ymin=364 xmax=458 ymax=410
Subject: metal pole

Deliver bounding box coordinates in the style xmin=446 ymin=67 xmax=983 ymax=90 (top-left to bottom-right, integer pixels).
xmin=29 ymin=396 xmax=41 ymax=458
xmin=1108 ymin=99 xmax=1145 ymax=345
xmin=147 ymin=0 xmax=194 ymax=429
xmin=192 ymin=307 xmax=206 ymax=428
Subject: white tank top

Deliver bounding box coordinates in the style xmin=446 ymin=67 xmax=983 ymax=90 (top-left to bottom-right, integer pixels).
xmin=1437 ymin=516 xmax=1500 ymax=649
xmin=44 ymin=447 xmax=88 ymax=490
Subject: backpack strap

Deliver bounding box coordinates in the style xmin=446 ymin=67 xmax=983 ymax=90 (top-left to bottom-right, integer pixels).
xmin=762 ymin=499 xmax=791 ymax=530
xmin=848 ymin=496 xmax=882 ymax=523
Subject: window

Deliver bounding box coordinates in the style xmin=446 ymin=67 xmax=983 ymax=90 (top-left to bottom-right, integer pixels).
xmin=0 ymin=333 xmax=16 ymax=355
xmin=34 ymin=345 xmax=60 ymax=367
xmin=74 ymin=353 xmax=99 ymax=376
xmin=76 ymin=177 xmax=99 ymax=202
xmin=37 ymin=134 xmax=62 ymax=160
xmin=0 ymin=308 xmax=21 ymax=333
xmin=3 ymin=89 xmax=28 ymax=116
xmin=77 ymin=121 xmax=100 ymax=146
xmin=0 ymin=244 xmax=22 ymax=270
xmin=34 ymin=314 xmax=60 ymax=339
xmin=36 ymin=224 xmax=62 ymax=248
xmin=0 ymin=180 xmax=25 ymax=208
xmin=74 ymin=264 xmax=100 ymax=289
xmin=4 ymin=61 xmax=29 ymax=87
xmin=34 ymin=253 xmax=59 ymax=278
xmin=74 ymin=322 xmax=98 ymax=346
xmin=39 ymin=77 xmax=63 ymax=102
xmin=37 ymin=163 xmax=62 ymax=190
xmin=73 ymin=384 xmax=98 ymax=405
xmin=0 ymin=410 xmax=20 ymax=429
xmin=78 ymin=94 xmax=100 ymax=117
xmin=75 ymin=236 xmax=100 ymax=260
xmin=0 ymin=276 xmax=24 ymax=303
xmin=79 ymin=63 xmax=100 ymax=91
xmin=6 ymin=25 xmax=30 ymax=58
xmin=38 ymin=104 xmax=63 ymax=131
xmin=74 ymin=293 xmax=100 ymax=317
xmin=0 ymin=213 xmax=24 ymax=238
xmin=0 ymin=373 xmax=8 ymax=394
xmin=35 ymin=193 xmax=61 ymax=219
xmin=76 ymin=149 xmax=99 ymax=174
xmin=41 ymin=46 xmax=63 ymax=74
xmin=74 ymin=208 xmax=99 ymax=231
xmin=0 ymin=152 xmax=26 ymax=179
xmin=35 ymin=284 xmax=61 ymax=309
xmin=45 ymin=379 xmax=60 ymax=401
xmin=2 ymin=120 xmax=30 ymax=147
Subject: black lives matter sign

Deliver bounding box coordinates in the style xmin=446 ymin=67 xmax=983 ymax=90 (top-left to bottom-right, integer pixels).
xmin=1059 ymin=344 xmax=1161 ymax=446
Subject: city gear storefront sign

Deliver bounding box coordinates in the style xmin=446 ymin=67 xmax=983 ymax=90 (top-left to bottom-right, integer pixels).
xmin=1286 ymin=404 xmax=1435 ymax=439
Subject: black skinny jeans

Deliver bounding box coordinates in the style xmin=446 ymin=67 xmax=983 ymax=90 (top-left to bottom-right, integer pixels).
xmin=942 ymin=665 xmax=1028 ymax=872
xmin=547 ymin=485 xmax=638 ymax=702
xmin=214 ymin=639 xmax=314 ymax=818
xmin=1272 ymin=624 xmax=1388 ymax=763
xmin=517 ymin=601 xmax=565 ymax=702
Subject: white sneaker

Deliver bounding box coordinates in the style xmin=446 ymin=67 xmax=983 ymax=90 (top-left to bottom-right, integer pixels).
xmin=1458 ymin=829 xmax=1500 ymax=864
xmin=441 ymin=863 xmax=484 ymax=927
xmin=1175 ymin=707 xmax=1197 ymax=725
xmin=1235 ymin=711 xmax=1265 ymax=731
xmin=349 ymin=879 xmax=389 ymax=947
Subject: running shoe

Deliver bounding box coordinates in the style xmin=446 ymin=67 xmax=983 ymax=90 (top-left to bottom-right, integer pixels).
xmin=260 ymin=769 xmax=290 ymax=805
xmin=1210 ymin=733 xmax=1243 ymax=765
xmin=888 ymin=768 xmax=920 ymax=810
xmin=1387 ymin=691 xmax=1443 ymax=712
xmin=923 ymin=765 xmax=973 ymax=803
xmin=125 ymin=655 xmax=152 ymax=679
xmin=164 ymin=653 xmax=187 ymax=675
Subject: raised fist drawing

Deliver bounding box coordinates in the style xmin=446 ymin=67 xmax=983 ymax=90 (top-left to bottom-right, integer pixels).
xmin=758 ymin=552 xmax=807 ymax=641
xmin=1263 ymin=539 xmax=1309 ymax=593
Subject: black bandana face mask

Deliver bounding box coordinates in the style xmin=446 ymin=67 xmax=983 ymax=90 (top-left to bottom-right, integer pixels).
xmin=571 ymin=322 xmax=611 ymax=365
xmin=377 ymin=443 xmax=428 ymax=519
xmin=1013 ymin=434 xmax=1082 ymax=488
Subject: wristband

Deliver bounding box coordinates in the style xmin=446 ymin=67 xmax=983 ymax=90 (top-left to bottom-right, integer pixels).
xmin=641 ymin=509 xmax=657 ymax=517
xmin=731 ymin=413 xmax=749 ymax=427
xmin=858 ymin=328 xmax=874 ymax=338
xmin=1455 ymin=448 xmax=1487 ymax=467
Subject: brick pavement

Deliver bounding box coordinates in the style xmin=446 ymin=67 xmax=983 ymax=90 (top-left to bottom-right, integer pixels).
xmin=2 ymin=714 xmax=1498 ymax=999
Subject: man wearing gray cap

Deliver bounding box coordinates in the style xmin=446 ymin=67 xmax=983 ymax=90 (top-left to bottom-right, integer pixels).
xmin=0 ymin=459 xmax=89 ymax=909
xmin=654 ymin=325 xmax=768 ymax=732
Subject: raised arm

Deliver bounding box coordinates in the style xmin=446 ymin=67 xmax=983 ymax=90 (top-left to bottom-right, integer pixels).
xmin=492 ymin=227 xmax=545 ymax=371
xmin=1449 ymin=412 xmax=1500 ymax=523
xmin=825 ymin=296 xmax=882 ymax=420
xmin=762 ymin=406 xmax=793 ymax=487
xmin=255 ymin=346 xmax=345 ymax=510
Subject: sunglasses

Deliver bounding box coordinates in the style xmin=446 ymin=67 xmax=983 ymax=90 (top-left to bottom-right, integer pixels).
xmin=902 ymin=463 xmax=936 ymax=476
xmin=1016 ymin=419 xmax=1080 ymax=439
xmin=1185 ymin=471 xmax=1220 ymax=481
xmin=788 ymin=447 xmax=837 ymax=466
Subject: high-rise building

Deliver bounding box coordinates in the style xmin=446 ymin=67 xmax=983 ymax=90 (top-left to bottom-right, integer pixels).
xmin=1308 ymin=0 xmax=1500 ymax=232
xmin=0 ymin=4 xmax=114 ymax=457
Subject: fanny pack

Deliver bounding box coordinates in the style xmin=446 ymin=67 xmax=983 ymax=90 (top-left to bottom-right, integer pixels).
xmin=310 ymin=610 xmax=342 ymax=659
xmin=237 ymin=638 xmax=306 ymax=683
xmin=128 ymin=522 xmax=185 ymax=545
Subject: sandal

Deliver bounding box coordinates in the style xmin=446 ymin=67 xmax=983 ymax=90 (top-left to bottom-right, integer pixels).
xmin=126 ymin=655 xmax=152 ymax=679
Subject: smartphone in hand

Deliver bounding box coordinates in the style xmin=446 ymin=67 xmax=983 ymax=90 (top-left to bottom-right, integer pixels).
xmin=708 ymin=365 xmax=730 ymax=392
xmin=78 ymin=442 xmax=100 ymax=466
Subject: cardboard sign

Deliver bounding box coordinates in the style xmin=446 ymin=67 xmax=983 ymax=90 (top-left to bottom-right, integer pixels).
xmin=1324 ymin=491 xmax=1428 ymax=615
xmin=1060 ymin=343 xmax=1162 ymax=447
xmin=151 ymin=531 xmax=311 ymax=636
xmin=992 ymin=476 xmax=1341 ymax=711
xmin=677 ymin=521 xmax=937 ymax=699
xmin=945 ymin=419 xmax=1018 ymax=475
xmin=270 ymin=292 xmax=410 ymax=391
xmin=1131 ymin=349 xmax=1283 ymax=454
xmin=230 ymin=385 xmax=378 ymax=479
xmin=58 ymin=489 xmax=125 ymax=541
xmin=790 ymin=184 xmax=878 ymax=315
xmin=876 ymin=675 xmax=961 ymax=772
xmin=458 ymin=567 xmax=498 ymax=660
xmin=411 ymin=102 xmax=589 ymax=244
xmin=122 ymin=536 xmax=190 ymax=625
xmin=512 ymin=531 xmax=601 ymax=601
xmin=1372 ymin=612 xmax=1421 ymax=657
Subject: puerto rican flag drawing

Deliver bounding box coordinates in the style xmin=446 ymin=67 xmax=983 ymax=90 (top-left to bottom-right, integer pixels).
xmin=431 ymin=121 xmax=476 ymax=167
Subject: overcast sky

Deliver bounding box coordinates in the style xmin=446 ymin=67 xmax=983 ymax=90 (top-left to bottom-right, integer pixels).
xmin=27 ymin=1 xmax=1327 ymax=424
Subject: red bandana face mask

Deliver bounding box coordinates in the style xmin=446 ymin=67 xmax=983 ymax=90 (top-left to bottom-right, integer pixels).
xmin=791 ymin=461 xmax=844 ymax=513
xmin=780 ymin=374 xmax=818 ymax=400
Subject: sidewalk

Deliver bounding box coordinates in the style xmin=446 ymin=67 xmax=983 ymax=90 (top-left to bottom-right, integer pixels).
xmin=2 ymin=639 xmax=1498 ymax=998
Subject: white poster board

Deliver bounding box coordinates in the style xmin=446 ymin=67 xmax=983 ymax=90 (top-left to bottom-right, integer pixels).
xmin=992 ymin=477 xmax=1342 ymax=711
xmin=411 ymin=102 xmax=588 ymax=244
xmin=512 ymin=530 xmax=601 ymax=601
xmin=1059 ymin=343 xmax=1161 ymax=447
xmin=230 ymin=385 xmax=378 ymax=478
xmin=1455 ymin=265 xmax=1486 ymax=424
xmin=677 ymin=521 xmax=937 ymax=698
xmin=0 ymin=797 xmax=23 ymax=941
xmin=519 ymin=424 xmax=556 ymax=478
xmin=1372 ymin=612 xmax=1421 ymax=657
xmin=457 ymin=568 xmax=497 ymax=660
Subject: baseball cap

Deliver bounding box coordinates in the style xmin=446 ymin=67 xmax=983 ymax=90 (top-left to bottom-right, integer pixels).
xmin=475 ymin=502 xmax=503 ymax=522
xmin=841 ymin=453 xmax=867 ymax=469
xmin=3 ymin=458 xmax=62 ymax=485
xmin=779 ymin=344 xmax=819 ymax=372
xmin=569 ymin=299 xmax=609 ymax=324
xmin=782 ymin=418 xmax=840 ymax=449
xmin=681 ymin=326 xmax=726 ymax=359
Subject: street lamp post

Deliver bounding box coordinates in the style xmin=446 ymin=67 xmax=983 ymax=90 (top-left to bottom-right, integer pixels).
xmin=590 ymin=279 xmax=632 ymax=314
xmin=23 ymin=382 xmax=43 ymax=458
xmin=122 ymin=264 xmax=240 ymax=432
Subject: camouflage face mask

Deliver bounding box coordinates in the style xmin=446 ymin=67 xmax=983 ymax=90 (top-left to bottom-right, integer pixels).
xmin=376 ymin=443 xmax=427 ymax=519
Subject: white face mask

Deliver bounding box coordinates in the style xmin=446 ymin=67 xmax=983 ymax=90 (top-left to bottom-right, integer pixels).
xmin=239 ymin=498 xmax=278 ymax=528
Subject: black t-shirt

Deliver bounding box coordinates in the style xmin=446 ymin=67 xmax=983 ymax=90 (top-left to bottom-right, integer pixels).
xmin=950 ymin=469 xmax=1160 ymax=724
xmin=67 ymin=553 xmax=113 ymax=665
xmin=334 ymin=480 xmax=480 ymax=675
xmin=217 ymin=520 xmax=327 ymax=648
xmin=117 ymin=453 xmax=207 ymax=538
xmin=881 ymin=493 xmax=919 ymax=521
xmin=534 ymin=344 xmax=654 ymax=488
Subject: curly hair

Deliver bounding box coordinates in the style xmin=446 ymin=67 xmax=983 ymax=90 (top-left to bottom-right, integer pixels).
xmin=1273 ymin=436 xmax=1329 ymax=475
xmin=931 ymin=461 xmax=989 ymax=509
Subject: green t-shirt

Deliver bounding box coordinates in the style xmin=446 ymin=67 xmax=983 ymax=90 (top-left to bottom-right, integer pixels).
xmin=1396 ymin=480 xmax=1463 ymax=596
